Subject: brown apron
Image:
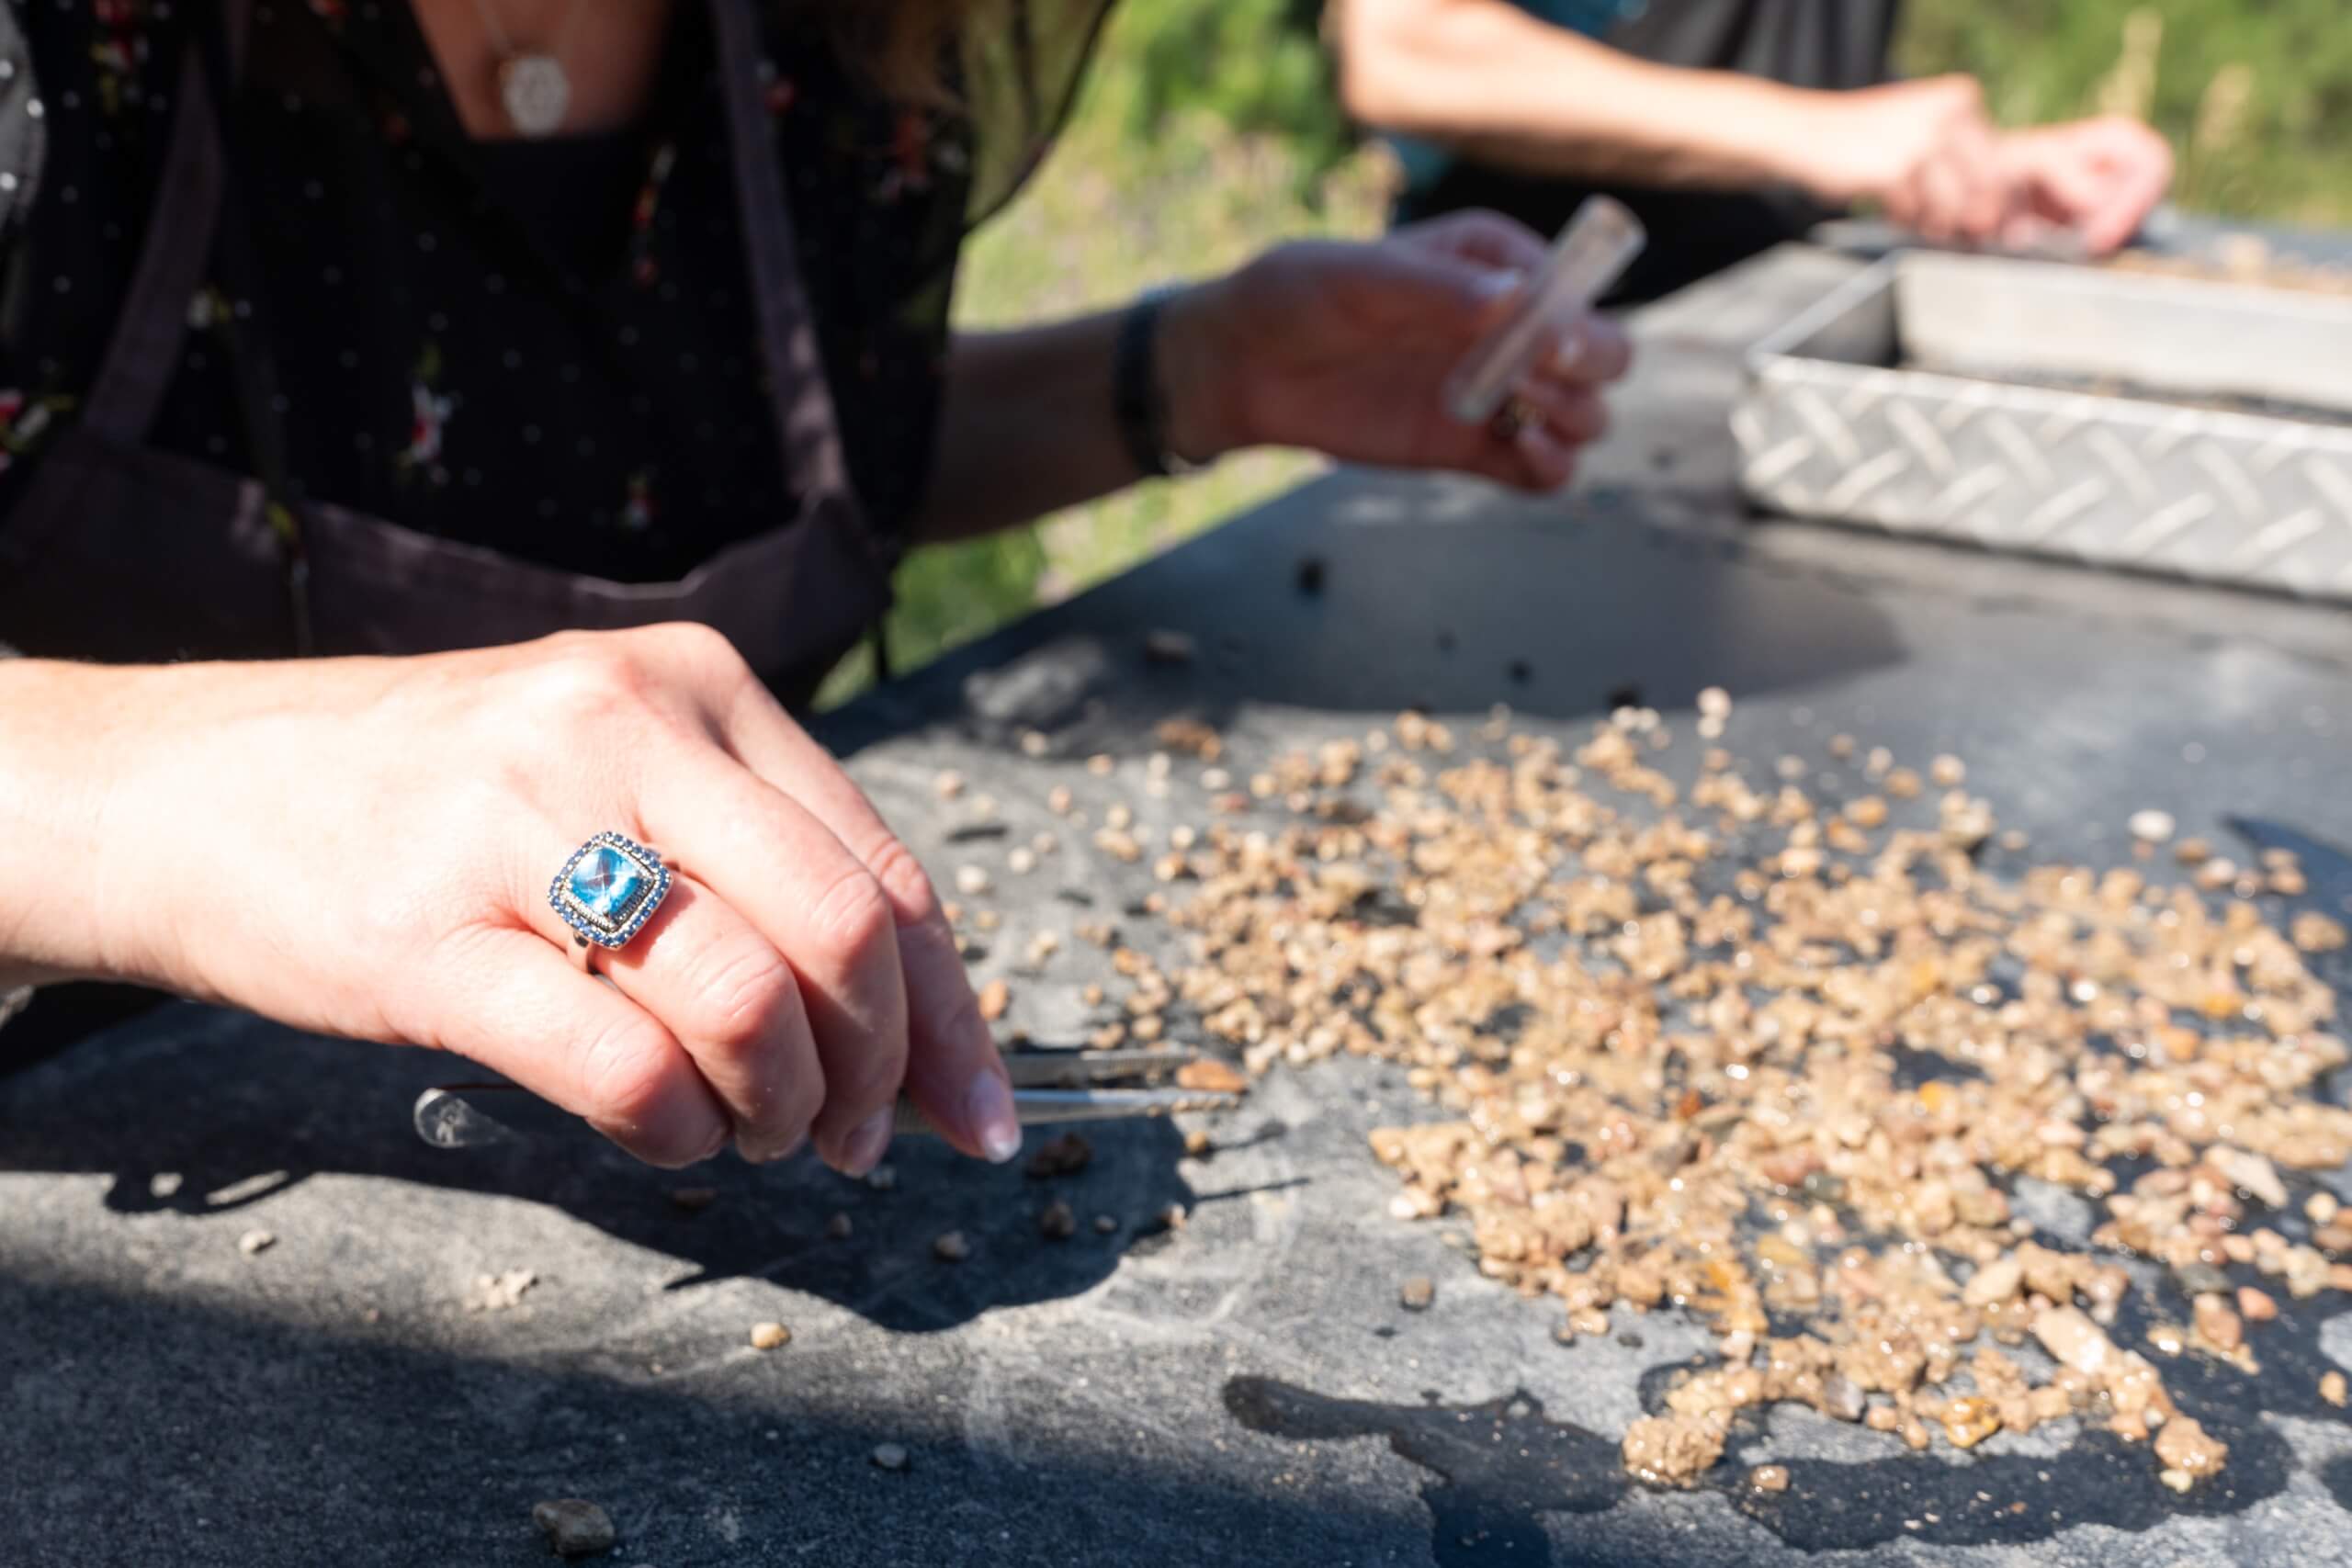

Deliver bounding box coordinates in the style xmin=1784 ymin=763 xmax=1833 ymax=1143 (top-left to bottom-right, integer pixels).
xmin=0 ymin=0 xmax=894 ymax=704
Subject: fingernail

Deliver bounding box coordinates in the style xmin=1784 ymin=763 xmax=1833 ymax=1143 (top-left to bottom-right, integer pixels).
xmin=1552 ymin=321 xmax=1589 ymax=371
xmin=964 ymin=1069 xmax=1023 ymax=1164
xmin=838 ymin=1109 xmax=895 ymax=1178
xmin=742 ymin=1128 xmax=807 ymax=1166
xmin=1472 ymin=266 xmax=1524 ymax=300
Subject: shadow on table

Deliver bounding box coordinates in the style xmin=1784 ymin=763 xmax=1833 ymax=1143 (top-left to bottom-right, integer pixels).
xmin=820 ymin=473 xmax=1912 ymax=761
xmin=0 ymin=1005 xmax=1200 ymax=1332
xmin=0 ymin=1269 xmax=1408 ymax=1568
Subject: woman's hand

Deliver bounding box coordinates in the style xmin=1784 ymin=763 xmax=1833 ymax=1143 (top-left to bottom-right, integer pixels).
xmin=1159 ymin=210 xmax=1634 ymax=492
xmin=1996 ymin=117 xmax=2173 ymax=255
xmin=32 ymin=629 xmax=1020 ymax=1171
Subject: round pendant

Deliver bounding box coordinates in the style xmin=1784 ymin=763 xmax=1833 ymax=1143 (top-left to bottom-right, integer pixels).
xmin=497 ymin=53 xmax=571 ymax=138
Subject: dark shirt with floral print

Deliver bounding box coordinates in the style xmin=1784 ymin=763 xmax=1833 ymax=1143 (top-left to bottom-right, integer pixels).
xmin=0 ymin=0 xmax=1015 ymax=583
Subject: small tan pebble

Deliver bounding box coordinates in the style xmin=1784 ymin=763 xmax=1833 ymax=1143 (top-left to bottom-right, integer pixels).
xmin=1199 ymin=767 xmax=1232 ymax=791
xmin=933 ymin=1230 xmax=968 ymax=1262
xmin=1080 ymin=982 xmax=1105 ymax=1007
xmin=1748 ymin=1464 xmax=1791 ymax=1495
xmin=2159 ymin=1467 xmax=2194 ymax=1495
xmin=466 ymin=1269 xmax=538 ymax=1313
xmin=2237 ymin=1286 xmax=2278 ymax=1324
xmin=953 ymin=864 xmax=990 ymax=897
xmin=1775 ymin=755 xmax=1806 ymax=782
xmin=1845 ymin=795 xmax=1888 ymax=829
xmin=870 ymin=1443 xmax=910 ymax=1472
xmin=2129 ymin=808 xmax=2177 ymax=844
xmin=1962 ymin=1253 xmax=2023 ymax=1308
xmin=1103 ymin=803 xmax=1134 ymax=831
xmin=2175 ymin=835 xmax=2212 ymax=864
xmin=2294 ymin=911 xmax=2349 ymax=954
xmin=2323 ymin=1371 xmax=2349 ymax=1407
xmin=972 ymin=909 xmax=1001 ymax=932
xmin=1940 ymin=1395 xmax=2002 ymax=1449
xmin=1885 ymin=767 xmax=1922 ymax=799
xmin=2309 ymin=1192 xmax=2342 ymax=1226
xmin=532 ymin=1499 xmax=616 ymax=1558
xmin=825 ymin=1212 xmax=853 ymax=1240
xmin=1174 ymin=1058 xmax=1248 ymax=1095
xmin=1093 ymin=1213 xmax=1118 ymax=1235
xmin=1086 ymin=753 xmax=1114 ymax=777
xmin=1159 ymin=1202 xmax=1187 ymax=1232
xmin=2192 ymin=1294 xmax=2245 ymax=1352
xmin=1023 ymin=1131 xmax=1092 ymax=1179
xmin=1039 ymin=1200 xmax=1077 ymax=1240
xmin=668 ymin=1186 xmax=718 ymax=1213
xmin=1930 ymin=754 xmax=1966 ymax=787
xmin=148 ymin=1172 xmax=183 ymax=1199
xmin=1006 ymin=846 xmax=1036 ymax=875
xmin=967 ymin=793 xmax=998 ymax=819
xmin=1399 ymin=1275 xmax=1436 ymax=1312
xmin=933 ymin=770 xmax=965 ymax=799
xmin=1998 ymin=828 xmax=2029 ymax=852
xmin=237 ymin=1228 xmax=276 ymax=1257
xmin=749 ymin=1321 xmax=791 ymax=1351
xmin=1046 ymin=784 xmax=1075 ymax=815
xmin=2154 ymin=1415 xmax=2228 ymax=1481
xmin=865 ymin=1164 xmax=897 ymax=1192
xmin=2193 ymin=857 xmax=2238 ymax=892
xmin=1622 ymin=1412 xmax=1729 ymax=1486
xmin=977 ymin=978 xmax=1011 ymax=1021
xmin=2031 ymin=1306 xmax=2115 ymax=1377
xmin=1030 ymin=830 xmax=1057 ymax=855
xmin=1019 ymin=729 xmax=1050 ymax=758
xmin=1182 ymin=1127 xmax=1213 ymax=1157
xmin=1696 ymin=686 xmax=1732 ymax=719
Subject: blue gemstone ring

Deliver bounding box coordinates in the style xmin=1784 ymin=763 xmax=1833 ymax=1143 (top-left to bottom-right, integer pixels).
xmin=549 ymin=830 xmax=674 ymax=965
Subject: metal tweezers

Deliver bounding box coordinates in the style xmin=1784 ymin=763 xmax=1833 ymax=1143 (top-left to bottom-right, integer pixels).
xmin=412 ymin=1045 xmax=1241 ymax=1151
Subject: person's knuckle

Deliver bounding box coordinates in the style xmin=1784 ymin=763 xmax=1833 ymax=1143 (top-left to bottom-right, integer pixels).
xmin=810 ymin=863 xmax=896 ymax=968
xmin=859 ymin=833 xmax=941 ymax=925
xmin=526 ymin=640 xmax=656 ymax=734
xmin=650 ymin=620 xmax=748 ymax=682
xmin=692 ymin=942 xmax=800 ymax=1057
xmin=579 ymin=1019 xmax=688 ymax=1144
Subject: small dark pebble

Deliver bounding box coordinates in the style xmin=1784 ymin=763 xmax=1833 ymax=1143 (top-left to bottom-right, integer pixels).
xmin=531 ymin=1499 xmax=616 ymax=1558
xmin=1616 ymin=1332 xmax=1645 ymax=1349
xmin=1295 ymin=557 xmax=1325 ymax=595
xmin=1507 ymin=660 xmax=1532 ymax=684
xmin=2175 ymin=1262 xmax=2233 ymax=1296
xmin=668 ymin=1187 xmax=717 ymax=1213
xmin=1436 ymin=628 xmax=1456 ymax=652
xmin=1801 ymin=1171 xmax=1848 ymax=1204
xmin=1055 ymin=887 xmax=1097 ymax=907
xmin=944 ymin=822 xmax=1011 ymax=843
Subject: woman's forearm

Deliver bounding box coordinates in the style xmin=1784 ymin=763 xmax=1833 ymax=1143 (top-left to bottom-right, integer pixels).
xmin=1335 ymin=0 xmax=1839 ymax=194
xmin=911 ymin=292 xmax=1238 ymax=542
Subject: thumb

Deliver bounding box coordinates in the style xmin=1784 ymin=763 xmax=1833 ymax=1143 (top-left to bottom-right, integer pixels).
xmin=1343 ymin=241 xmax=1525 ymax=340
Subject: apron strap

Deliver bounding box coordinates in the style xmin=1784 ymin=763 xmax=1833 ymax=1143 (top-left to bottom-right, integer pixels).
xmin=707 ymin=0 xmax=859 ymax=516
xmin=76 ymin=0 xmax=248 ymax=446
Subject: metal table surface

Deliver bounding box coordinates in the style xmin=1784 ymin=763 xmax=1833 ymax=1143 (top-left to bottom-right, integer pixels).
xmin=6 ymin=244 xmax=2352 ymax=1568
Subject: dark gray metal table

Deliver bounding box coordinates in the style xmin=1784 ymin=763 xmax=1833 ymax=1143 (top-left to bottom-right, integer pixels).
xmin=6 ymin=244 xmax=2350 ymax=1568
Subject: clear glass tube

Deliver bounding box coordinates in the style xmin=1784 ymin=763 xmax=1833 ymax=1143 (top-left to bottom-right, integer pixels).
xmin=1442 ymin=196 xmax=1647 ymax=425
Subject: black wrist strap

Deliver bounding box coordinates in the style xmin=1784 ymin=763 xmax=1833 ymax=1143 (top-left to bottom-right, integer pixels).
xmin=1113 ymin=287 xmax=1181 ymax=479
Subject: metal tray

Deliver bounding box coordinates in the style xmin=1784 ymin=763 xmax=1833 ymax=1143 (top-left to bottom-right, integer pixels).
xmin=1733 ymin=251 xmax=2352 ymax=599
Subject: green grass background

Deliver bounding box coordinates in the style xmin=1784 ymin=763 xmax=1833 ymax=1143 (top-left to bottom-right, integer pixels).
xmin=820 ymin=0 xmax=2351 ymax=704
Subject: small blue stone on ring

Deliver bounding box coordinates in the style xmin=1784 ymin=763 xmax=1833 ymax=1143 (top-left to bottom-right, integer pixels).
xmin=550 ymin=830 xmax=673 ymax=950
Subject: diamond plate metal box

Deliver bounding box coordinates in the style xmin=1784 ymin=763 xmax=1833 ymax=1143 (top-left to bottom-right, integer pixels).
xmin=1734 ymin=253 xmax=2352 ymax=600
